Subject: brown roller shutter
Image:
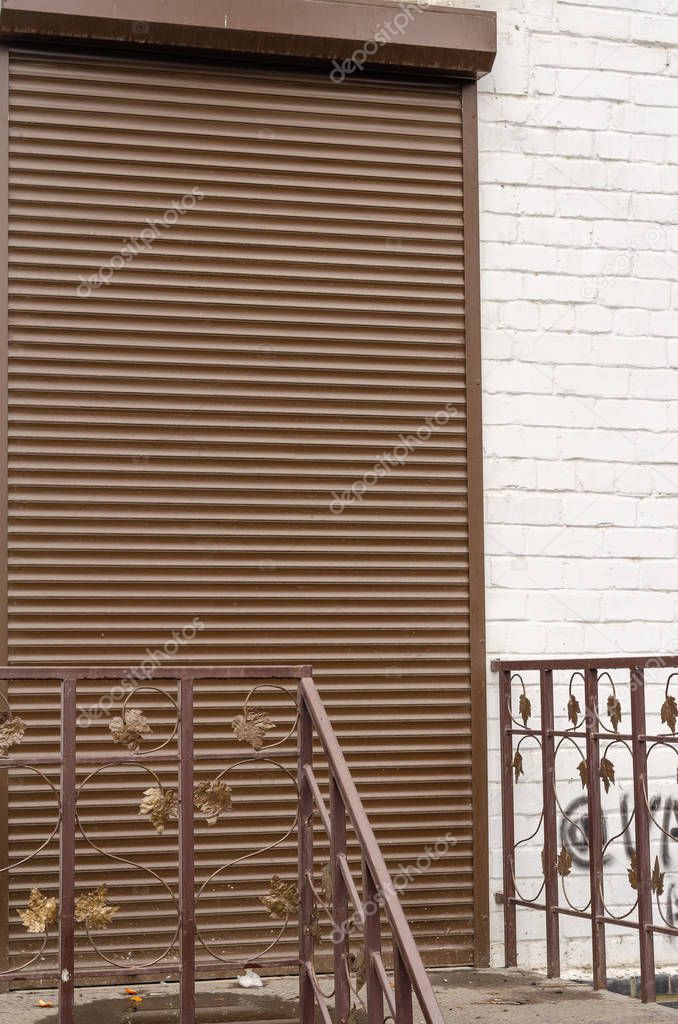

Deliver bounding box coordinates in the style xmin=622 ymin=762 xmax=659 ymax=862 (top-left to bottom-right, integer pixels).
xmin=4 ymin=46 xmax=480 ymax=970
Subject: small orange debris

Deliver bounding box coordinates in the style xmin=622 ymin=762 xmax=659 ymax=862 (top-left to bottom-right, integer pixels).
xmin=128 ymin=995 xmax=143 ymax=1004
xmin=35 ymin=999 xmax=54 ymax=1008
xmin=124 ymin=988 xmax=138 ymax=995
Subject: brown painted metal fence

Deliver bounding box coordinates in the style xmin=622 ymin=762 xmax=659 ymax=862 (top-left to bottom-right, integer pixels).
xmin=0 ymin=665 xmax=445 ymax=1024
xmin=494 ymin=656 xmax=678 ymax=1004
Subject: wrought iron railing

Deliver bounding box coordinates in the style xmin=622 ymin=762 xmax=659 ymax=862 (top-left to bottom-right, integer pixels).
xmin=493 ymin=656 xmax=678 ymax=1004
xmin=0 ymin=665 xmax=445 ymax=1024
xmin=298 ymin=673 xmax=445 ymax=1024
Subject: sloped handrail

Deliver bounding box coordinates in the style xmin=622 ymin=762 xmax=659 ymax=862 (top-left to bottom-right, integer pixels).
xmin=298 ymin=672 xmax=446 ymax=1024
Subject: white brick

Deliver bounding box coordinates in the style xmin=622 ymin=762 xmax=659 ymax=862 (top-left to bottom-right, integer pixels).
xmin=600 ymin=278 xmax=670 ymax=310
xmin=554 ymin=364 xmax=630 ymax=398
xmin=561 ymin=494 xmax=636 ymax=527
xmin=556 ymin=5 xmax=632 ymax=41
xmin=595 ymin=131 xmax=632 ymax=161
xmin=595 ymin=42 xmax=670 ymax=74
xmin=575 ymin=305 xmax=613 ymax=333
xmin=557 ymin=68 xmax=631 ymax=101
xmin=554 ymin=130 xmax=594 ymax=158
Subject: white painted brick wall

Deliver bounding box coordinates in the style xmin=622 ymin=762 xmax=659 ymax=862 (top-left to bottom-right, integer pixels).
xmin=469 ymin=0 xmax=678 ymax=975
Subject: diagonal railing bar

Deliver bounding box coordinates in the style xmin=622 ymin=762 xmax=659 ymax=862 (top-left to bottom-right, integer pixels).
xmin=493 ymin=655 xmax=678 ymax=1006
xmin=298 ymin=672 xmax=446 ymax=1024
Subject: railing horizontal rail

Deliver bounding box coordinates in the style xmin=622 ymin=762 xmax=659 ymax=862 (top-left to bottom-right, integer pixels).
xmin=0 ymin=664 xmax=312 ymax=680
xmin=492 ymin=656 xmax=678 ymax=671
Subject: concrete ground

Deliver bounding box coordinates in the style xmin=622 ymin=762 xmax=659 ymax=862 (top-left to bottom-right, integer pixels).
xmin=3 ymin=968 xmax=678 ymax=1024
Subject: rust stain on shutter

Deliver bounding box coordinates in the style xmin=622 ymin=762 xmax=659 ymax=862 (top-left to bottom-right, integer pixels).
xmin=6 ymin=48 xmax=474 ymax=970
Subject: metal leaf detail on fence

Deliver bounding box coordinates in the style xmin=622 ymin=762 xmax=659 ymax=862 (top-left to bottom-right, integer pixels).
xmin=577 ymin=759 xmax=588 ymax=789
xmin=567 ymin=694 xmax=581 ymax=728
xmin=518 ymin=693 xmax=531 ymax=727
xmin=0 ymin=712 xmax=26 ymax=756
xmin=557 ymin=847 xmax=573 ymax=878
xmin=261 ymin=876 xmax=299 ymax=919
xmin=513 ymin=751 xmax=524 ymax=782
xmin=138 ymin=785 xmax=178 ymax=834
xmin=18 ymin=889 xmax=58 ymax=933
xmin=607 ymin=694 xmax=622 ymax=732
xmin=628 ymin=851 xmax=638 ymax=891
xmin=232 ymin=708 xmax=275 ymax=750
xmin=194 ymin=779 xmax=232 ymax=826
xmin=109 ymin=707 xmax=153 ymax=751
xmin=651 ymin=857 xmax=665 ymax=897
xmin=600 ymin=756 xmax=616 ymax=793
xmin=75 ymin=885 xmax=119 ymax=930
xmin=661 ymin=694 xmax=678 ymax=734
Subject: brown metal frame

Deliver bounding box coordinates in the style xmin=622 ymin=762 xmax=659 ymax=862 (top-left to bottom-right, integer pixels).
xmin=0 ymin=43 xmax=8 ymax=992
xmin=0 ymin=5 xmax=496 ymax=970
xmin=462 ymin=78 xmax=490 ymax=967
xmin=0 ymin=0 xmax=496 ymax=77
xmin=0 ymin=664 xmax=448 ymax=1024
xmin=493 ymin=656 xmax=678 ymax=1004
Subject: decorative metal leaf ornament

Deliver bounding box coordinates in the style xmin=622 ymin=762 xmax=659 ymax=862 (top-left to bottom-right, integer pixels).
xmin=232 ymin=708 xmax=274 ymax=750
xmin=652 ymin=856 xmax=665 ymax=896
xmin=518 ymin=693 xmax=531 ymax=727
xmin=18 ymin=889 xmax=58 ymax=934
xmin=194 ymin=779 xmax=232 ymax=826
xmin=260 ymin=876 xmax=299 ymax=919
xmin=600 ymin=756 xmax=616 ymax=793
xmin=567 ymin=694 xmax=581 ymax=728
xmin=577 ymin=760 xmax=588 ymax=789
xmin=347 ymin=1008 xmax=361 ymax=1024
xmin=607 ymin=695 xmax=622 ymax=732
xmin=628 ymin=851 xmax=638 ymax=891
xmin=0 ymin=714 xmax=26 ymax=757
xmin=138 ymin=786 xmax=178 ymax=834
xmin=557 ymin=846 xmax=573 ymax=878
xmin=75 ymin=885 xmax=119 ymax=931
xmin=512 ymin=750 xmax=524 ymax=783
xmin=661 ymin=694 xmax=678 ymax=734
xmin=109 ymin=708 xmax=152 ymax=752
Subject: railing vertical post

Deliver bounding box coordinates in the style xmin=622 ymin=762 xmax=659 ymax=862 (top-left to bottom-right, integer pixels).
xmin=394 ymin=944 xmax=414 ymax=1024
xmin=499 ymin=667 xmax=517 ymax=967
xmin=540 ymin=668 xmax=560 ymax=978
xmin=58 ymin=677 xmax=77 ymax=1024
xmin=298 ymin=691 xmax=315 ymax=1024
xmin=330 ymin=775 xmax=350 ymax=1024
xmin=630 ymin=666 xmax=656 ymax=1003
xmin=178 ymin=676 xmax=195 ymax=1024
xmin=584 ymin=667 xmax=606 ymax=990
xmin=363 ymin=863 xmax=383 ymax=1024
